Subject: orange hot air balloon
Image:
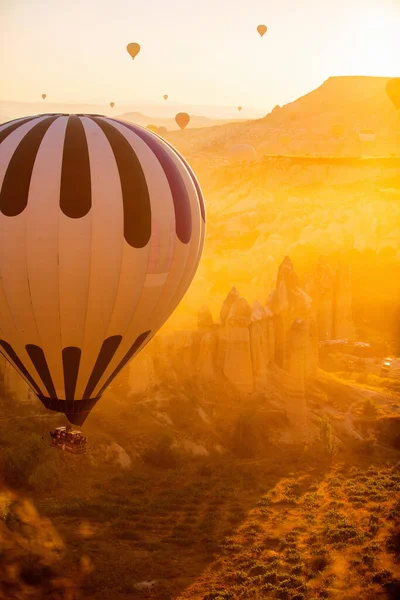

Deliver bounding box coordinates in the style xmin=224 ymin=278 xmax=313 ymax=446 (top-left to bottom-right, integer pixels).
xmin=386 ymin=78 xmax=400 ymax=110
xmin=238 ymin=106 xmax=243 ymax=112
xmin=163 ymin=95 xmax=168 ymax=100
xmin=110 ymin=102 xmax=115 ymax=108
xmin=257 ymin=24 xmax=267 ymax=37
xmin=175 ymin=112 xmax=190 ymax=130
xmin=126 ymin=42 xmax=141 ymax=60
xmin=42 ymin=94 xmax=47 ymax=100
xmin=146 ymin=124 xmax=158 ymax=133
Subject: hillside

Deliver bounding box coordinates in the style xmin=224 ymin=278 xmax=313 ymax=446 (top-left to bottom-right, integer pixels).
xmin=164 ymin=76 xmax=400 ymax=158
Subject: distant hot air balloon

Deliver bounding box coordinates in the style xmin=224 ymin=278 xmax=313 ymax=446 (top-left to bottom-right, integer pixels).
xmin=158 ymin=126 xmax=167 ymax=135
xmin=163 ymin=95 xmax=168 ymax=101
xmin=42 ymin=94 xmax=47 ymax=100
xmin=175 ymin=112 xmax=190 ymax=130
xmin=238 ymin=106 xmax=243 ymax=112
xmin=386 ymin=78 xmax=400 ymax=110
xmin=229 ymin=144 xmax=256 ymax=162
xmin=110 ymin=102 xmax=115 ymax=108
xmin=146 ymin=124 xmax=158 ymax=133
xmin=126 ymin=42 xmax=141 ymax=60
xmin=257 ymin=24 xmax=267 ymax=37
xmin=0 ymin=114 xmax=205 ymax=425
xmin=358 ymin=129 xmax=376 ymax=143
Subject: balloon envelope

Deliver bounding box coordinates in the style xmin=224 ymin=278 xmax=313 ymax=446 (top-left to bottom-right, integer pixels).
xmin=237 ymin=106 xmax=242 ymax=112
xmin=229 ymin=143 xmax=256 ymax=162
xmin=163 ymin=95 xmax=168 ymax=100
xmin=0 ymin=114 xmax=205 ymax=425
xmin=127 ymin=42 xmax=141 ymax=59
xmin=175 ymin=113 xmax=190 ymax=130
xmin=386 ymin=78 xmax=400 ymax=110
xmin=42 ymin=94 xmax=47 ymax=100
xmin=110 ymin=102 xmax=115 ymax=108
xmin=257 ymin=24 xmax=267 ymax=37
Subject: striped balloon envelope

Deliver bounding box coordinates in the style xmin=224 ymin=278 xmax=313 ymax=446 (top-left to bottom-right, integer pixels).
xmin=0 ymin=114 xmax=205 ymax=425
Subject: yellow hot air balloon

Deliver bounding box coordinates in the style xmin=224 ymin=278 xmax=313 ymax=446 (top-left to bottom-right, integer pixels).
xmin=163 ymin=95 xmax=168 ymax=100
xmin=238 ymin=106 xmax=243 ymax=112
xmin=175 ymin=112 xmax=190 ymax=130
xmin=386 ymin=78 xmax=400 ymax=110
xmin=257 ymin=24 xmax=267 ymax=37
xmin=146 ymin=124 xmax=158 ymax=133
xmin=126 ymin=42 xmax=141 ymax=60
xmin=0 ymin=114 xmax=205 ymax=426
xmin=42 ymin=94 xmax=47 ymax=100
xmin=110 ymin=102 xmax=115 ymax=108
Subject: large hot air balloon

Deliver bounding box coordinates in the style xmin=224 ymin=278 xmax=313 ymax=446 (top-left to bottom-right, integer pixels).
xmin=257 ymin=25 xmax=267 ymax=37
xmin=126 ymin=42 xmax=141 ymax=60
xmin=110 ymin=102 xmax=115 ymax=108
xmin=175 ymin=113 xmax=190 ymax=130
xmin=229 ymin=144 xmax=256 ymax=162
xmin=42 ymin=94 xmax=47 ymax=100
xmin=237 ymin=106 xmax=243 ymax=112
xmin=0 ymin=114 xmax=205 ymax=425
xmin=386 ymin=78 xmax=400 ymax=110
xmin=146 ymin=124 xmax=158 ymax=133
xmin=358 ymin=129 xmax=376 ymax=143
xmin=163 ymin=95 xmax=168 ymax=101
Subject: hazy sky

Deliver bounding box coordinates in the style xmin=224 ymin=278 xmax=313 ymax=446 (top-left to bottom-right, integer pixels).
xmin=1 ymin=0 xmax=399 ymax=112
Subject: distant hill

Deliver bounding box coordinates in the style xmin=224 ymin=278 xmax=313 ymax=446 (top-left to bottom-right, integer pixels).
xmin=115 ymin=111 xmax=242 ymax=130
xmin=165 ymin=76 xmax=400 ymax=158
xmin=0 ymin=100 xmax=258 ymax=127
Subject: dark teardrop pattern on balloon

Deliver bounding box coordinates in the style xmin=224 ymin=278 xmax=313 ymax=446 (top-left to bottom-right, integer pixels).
xmin=82 ymin=335 xmax=122 ymax=399
xmin=116 ymin=121 xmax=193 ymax=243
xmin=62 ymin=346 xmax=82 ymax=402
xmin=0 ymin=116 xmax=41 ymax=144
xmin=161 ymin=135 xmax=206 ymax=223
xmin=60 ymin=116 xmax=92 ymax=218
xmin=0 ymin=340 xmax=42 ymax=395
xmin=90 ymin=117 xmax=151 ymax=248
xmin=26 ymin=344 xmax=57 ymax=398
xmin=0 ymin=116 xmax=58 ymax=216
xmin=97 ymin=330 xmax=151 ymax=396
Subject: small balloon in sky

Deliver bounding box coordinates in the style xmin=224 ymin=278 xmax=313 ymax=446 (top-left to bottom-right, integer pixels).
xmin=386 ymin=78 xmax=400 ymax=110
xmin=163 ymin=94 xmax=168 ymax=100
xmin=257 ymin=24 xmax=267 ymax=37
xmin=110 ymin=102 xmax=115 ymax=108
xmin=42 ymin=94 xmax=47 ymax=100
xmin=175 ymin=112 xmax=190 ymax=130
xmin=126 ymin=42 xmax=141 ymax=60
xmin=158 ymin=126 xmax=167 ymax=135
xmin=237 ymin=106 xmax=242 ymax=112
